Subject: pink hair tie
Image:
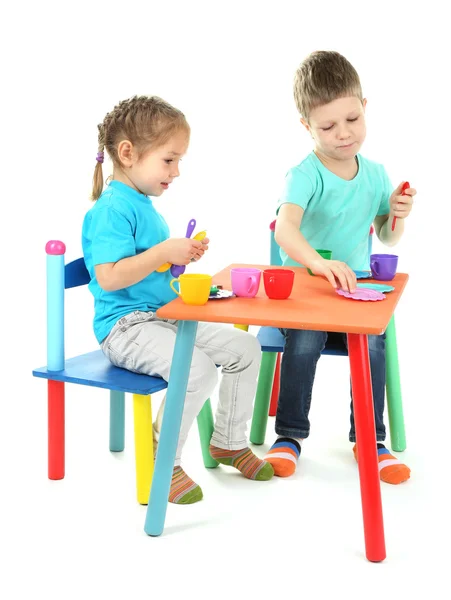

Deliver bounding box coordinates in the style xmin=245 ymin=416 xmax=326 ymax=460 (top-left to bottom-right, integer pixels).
xmin=96 ymin=151 xmax=104 ymax=164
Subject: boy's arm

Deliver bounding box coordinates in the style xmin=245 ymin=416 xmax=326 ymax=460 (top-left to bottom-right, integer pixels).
xmin=276 ymin=204 xmax=356 ymax=292
xmin=374 ymin=182 xmax=416 ymax=247
xmin=275 ymin=204 xmax=320 ymax=267
xmin=374 ymin=214 xmax=404 ymax=246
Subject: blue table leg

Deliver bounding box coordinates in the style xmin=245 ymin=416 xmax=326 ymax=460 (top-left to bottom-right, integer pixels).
xmin=144 ymin=320 xmax=198 ymax=536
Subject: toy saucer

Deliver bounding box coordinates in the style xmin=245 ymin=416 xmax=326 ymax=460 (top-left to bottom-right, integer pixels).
xmin=336 ymin=288 xmax=385 ymax=301
xmin=357 ymin=283 xmax=394 ymax=293
xmin=353 ymin=270 xmax=372 ymax=279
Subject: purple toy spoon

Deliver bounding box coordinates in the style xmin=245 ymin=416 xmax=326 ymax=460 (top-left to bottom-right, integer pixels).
xmin=170 ymin=219 xmax=196 ymax=277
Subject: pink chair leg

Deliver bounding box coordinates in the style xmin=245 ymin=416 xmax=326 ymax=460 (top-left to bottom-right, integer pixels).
xmin=268 ymin=353 xmax=281 ymax=416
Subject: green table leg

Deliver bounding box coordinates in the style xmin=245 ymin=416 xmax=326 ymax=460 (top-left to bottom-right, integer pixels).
xmin=385 ymin=315 xmax=406 ymax=452
xmin=250 ymin=352 xmax=277 ymax=444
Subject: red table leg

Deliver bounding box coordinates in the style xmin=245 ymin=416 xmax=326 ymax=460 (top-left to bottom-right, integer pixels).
xmin=48 ymin=379 xmax=65 ymax=480
xmin=268 ymin=353 xmax=281 ymax=417
xmin=347 ymin=333 xmax=386 ymax=562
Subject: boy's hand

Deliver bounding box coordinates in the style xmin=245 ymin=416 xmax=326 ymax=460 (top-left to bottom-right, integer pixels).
xmin=390 ymin=182 xmax=416 ymax=221
xmin=309 ymin=259 xmax=356 ymax=292
xmin=163 ymin=237 xmax=207 ymax=265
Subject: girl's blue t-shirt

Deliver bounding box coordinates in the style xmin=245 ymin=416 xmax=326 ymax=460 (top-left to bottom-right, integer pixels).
xmin=82 ymin=180 xmax=177 ymax=343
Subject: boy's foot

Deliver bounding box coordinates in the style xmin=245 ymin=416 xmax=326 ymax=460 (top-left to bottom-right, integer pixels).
xmin=169 ymin=466 xmax=203 ymax=504
xmin=353 ymin=443 xmax=411 ymax=484
xmin=264 ymin=437 xmax=302 ymax=477
xmin=209 ymin=445 xmax=274 ymax=480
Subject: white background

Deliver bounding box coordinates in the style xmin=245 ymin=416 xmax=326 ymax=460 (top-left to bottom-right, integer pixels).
xmin=2 ymin=1 xmax=450 ymax=598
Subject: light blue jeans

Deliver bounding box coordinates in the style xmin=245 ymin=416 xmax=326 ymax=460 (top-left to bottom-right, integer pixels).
xmin=101 ymin=311 xmax=261 ymax=465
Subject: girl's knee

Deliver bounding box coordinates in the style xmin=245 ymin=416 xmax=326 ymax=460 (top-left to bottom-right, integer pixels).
xmin=236 ymin=331 xmax=262 ymax=368
xmin=188 ymin=355 xmax=218 ymax=396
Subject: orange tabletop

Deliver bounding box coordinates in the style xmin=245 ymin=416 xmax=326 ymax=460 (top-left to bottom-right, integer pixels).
xmin=157 ymin=264 xmax=408 ymax=335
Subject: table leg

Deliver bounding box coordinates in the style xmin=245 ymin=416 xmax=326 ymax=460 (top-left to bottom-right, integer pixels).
xmin=347 ymin=333 xmax=386 ymax=562
xmin=144 ymin=320 xmax=198 ymax=536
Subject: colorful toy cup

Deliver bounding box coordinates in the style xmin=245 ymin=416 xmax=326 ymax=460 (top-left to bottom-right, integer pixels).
xmin=370 ymin=254 xmax=398 ymax=281
xmin=263 ymin=268 xmax=295 ymax=299
xmin=170 ymin=273 xmax=212 ymax=305
xmin=307 ymin=249 xmax=332 ymax=276
xmin=230 ymin=268 xmax=262 ymax=298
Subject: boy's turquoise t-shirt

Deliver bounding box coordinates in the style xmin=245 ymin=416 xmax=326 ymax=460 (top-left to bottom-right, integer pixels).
xmin=82 ymin=180 xmax=177 ymax=343
xmin=277 ymin=152 xmax=392 ymax=270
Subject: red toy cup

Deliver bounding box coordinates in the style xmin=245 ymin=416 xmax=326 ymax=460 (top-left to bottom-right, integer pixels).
xmin=263 ymin=268 xmax=294 ymax=299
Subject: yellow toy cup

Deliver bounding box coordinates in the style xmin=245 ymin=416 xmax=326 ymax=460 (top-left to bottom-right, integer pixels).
xmin=170 ymin=273 xmax=212 ymax=305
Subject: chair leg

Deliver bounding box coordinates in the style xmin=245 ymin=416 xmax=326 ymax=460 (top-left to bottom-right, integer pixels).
xmin=109 ymin=390 xmax=125 ymax=452
xmin=197 ymin=398 xmax=219 ymax=468
xmin=268 ymin=353 xmax=281 ymax=416
xmin=133 ymin=393 xmax=154 ymax=505
xmin=48 ymin=379 xmax=65 ymax=480
xmin=250 ymin=352 xmax=277 ymax=444
xmin=385 ymin=315 xmax=407 ymax=452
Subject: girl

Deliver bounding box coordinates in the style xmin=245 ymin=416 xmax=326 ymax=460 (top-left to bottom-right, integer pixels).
xmin=82 ymin=95 xmax=273 ymax=504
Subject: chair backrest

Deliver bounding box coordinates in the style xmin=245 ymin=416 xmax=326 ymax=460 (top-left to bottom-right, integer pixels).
xmin=45 ymin=241 xmax=91 ymax=371
xmin=269 ymin=219 xmax=374 ymax=265
xmin=65 ymin=257 xmax=90 ymax=289
xmin=269 ymin=220 xmax=282 ymax=266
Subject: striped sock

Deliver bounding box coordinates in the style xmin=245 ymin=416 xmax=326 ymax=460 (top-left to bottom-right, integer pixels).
xmin=152 ymin=427 xmax=203 ymax=504
xmin=353 ymin=443 xmax=411 ymax=485
xmin=209 ymin=445 xmax=274 ymax=480
xmin=264 ymin=437 xmax=302 ymax=477
xmin=169 ymin=466 xmax=203 ymax=504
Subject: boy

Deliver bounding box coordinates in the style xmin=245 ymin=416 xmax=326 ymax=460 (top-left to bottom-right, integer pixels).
xmin=264 ymin=51 xmax=415 ymax=484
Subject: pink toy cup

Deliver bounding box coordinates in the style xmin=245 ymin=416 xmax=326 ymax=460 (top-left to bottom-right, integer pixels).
xmin=230 ymin=268 xmax=262 ymax=298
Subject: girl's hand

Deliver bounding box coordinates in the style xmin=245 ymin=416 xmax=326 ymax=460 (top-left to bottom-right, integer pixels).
xmin=193 ymin=237 xmax=209 ymax=262
xmin=163 ymin=237 xmax=206 ymax=265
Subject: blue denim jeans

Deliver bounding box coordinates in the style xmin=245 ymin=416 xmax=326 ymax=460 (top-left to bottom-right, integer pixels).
xmin=276 ymin=329 xmax=386 ymax=442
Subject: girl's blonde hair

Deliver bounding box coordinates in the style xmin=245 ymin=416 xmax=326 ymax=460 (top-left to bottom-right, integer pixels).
xmin=293 ymin=51 xmax=363 ymax=120
xmin=91 ymin=95 xmax=190 ymax=200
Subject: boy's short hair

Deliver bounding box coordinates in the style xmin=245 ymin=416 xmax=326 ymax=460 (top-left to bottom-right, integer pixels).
xmin=293 ymin=51 xmax=363 ymax=120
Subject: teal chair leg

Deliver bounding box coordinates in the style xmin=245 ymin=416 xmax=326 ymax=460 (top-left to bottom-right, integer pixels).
xmin=385 ymin=315 xmax=406 ymax=452
xmin=250 ymin=352 xmax=278 ymax=444
xmin=110 ymin=390 xmax=125 ymax=452
xmin=197 ymin=398 xmax=219 ymax=468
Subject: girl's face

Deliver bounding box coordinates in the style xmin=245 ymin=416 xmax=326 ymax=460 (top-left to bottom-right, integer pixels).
xmin=116 ymin=129 xmax=190 ymax=196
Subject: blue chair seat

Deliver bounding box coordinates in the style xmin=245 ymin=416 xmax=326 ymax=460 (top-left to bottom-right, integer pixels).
xmin=257 ymin=326 xmax=348 ymax=356
xmin=33 ymin=349 xmax=168 ymax=395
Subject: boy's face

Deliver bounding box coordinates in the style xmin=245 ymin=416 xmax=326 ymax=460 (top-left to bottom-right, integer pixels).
xmin=302 ymin=96 xmax=367 ymax=161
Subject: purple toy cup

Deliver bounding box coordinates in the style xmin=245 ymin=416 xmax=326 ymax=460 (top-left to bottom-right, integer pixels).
xmin=370 ymin=254 xmax=398 ymax=281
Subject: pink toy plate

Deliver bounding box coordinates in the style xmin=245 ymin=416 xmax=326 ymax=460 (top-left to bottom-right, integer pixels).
xmin=336 ymin=288 xmax=386 ymax=301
